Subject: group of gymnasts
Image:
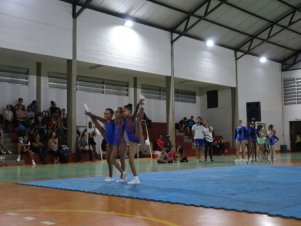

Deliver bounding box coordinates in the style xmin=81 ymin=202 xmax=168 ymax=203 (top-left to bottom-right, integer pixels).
xmin=85 ymin=98 xmax=145 ymax=184
xmin=235 ymin=120 xmax=279 ymax=162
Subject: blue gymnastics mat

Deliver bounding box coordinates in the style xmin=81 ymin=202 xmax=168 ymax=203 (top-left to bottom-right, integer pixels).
xmin=20 ymin=165 xmax=301 ymax=219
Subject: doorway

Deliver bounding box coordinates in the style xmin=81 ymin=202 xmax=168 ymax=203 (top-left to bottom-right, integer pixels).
xmin=289 ymin=121 xmax=301 ymax=151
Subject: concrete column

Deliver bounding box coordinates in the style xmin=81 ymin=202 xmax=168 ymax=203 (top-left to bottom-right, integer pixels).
xmin=166 ymin=33 xmax=176 ymax=146
xmin=232 ymin=51 xmax=239 ymax=148
xmin=36 ymin=62 xmax=42 ymax=112
xmin=134 ymin=77 xmax=138 ymax=104
xmin=67 ymin=10 xmax=77 ymax=152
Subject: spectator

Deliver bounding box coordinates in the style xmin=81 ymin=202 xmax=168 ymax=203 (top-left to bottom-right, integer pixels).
xmin=186 ymin=116 xmax=195 ymax=137
xmin=295 ymin=132 xmax=301 ymax=151
xmin=167 ymin=147 xmax=177 ymax=161
xmin=32 ymin=133 xmax=48 ymax=164
xmin=16 ymin=122 xmax=27 ymax=138
xmin=15 ymin=105 xmax=27 ymax=126
xmin=204 ymin=121 xmax=214 ymax=162
xmin=178 ymin=117 xmax=188 ymax=133
xmin=0 ymin=132 xmax=12 ymax=155
xmin=76 ymin=132 xmax=94 ymax=162
xmin=17 ymin=134 xmax=35 ymax=165
xmin=3 ymin=105 xmax=14 ymax=134
xmin=61 ymin=108 xmax=67 ymax=128
xmin=164 ymin=135 xmax=173 ymax=152
xmin=176 ymin=145 xmax=188 ymax=162
xmin=26 ymin=106 xmax=35 ymax=125
xmin=49 ymin=101 xmax=60 ymax=117
xmin=15 ymin=98 xmax=25 ymax=111
xmin=157 ymin=150 xmax=173 ymax=163
xmin=48 ymin=131 xmax=59 ymax=164
xmin=35 ymin=115 xmax=47 ymax=140
xmin=156 ymin=134 xmax=165 ymax=151
xmin=28 ymin=100 xmax=38 ymax=114
xmin=212 ymin=136 xmax=225 ymax=155
xmin=87 ymin=121 xmax=97 ymax=157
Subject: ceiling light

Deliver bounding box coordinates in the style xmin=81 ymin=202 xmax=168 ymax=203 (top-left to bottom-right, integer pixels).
xmin=259 ymin=56 xmax=267 ymax=63
xmin=124 ymin=20 xmax=133 ymax=27
xmin=206 ymin=39 xmax=214 ymax=47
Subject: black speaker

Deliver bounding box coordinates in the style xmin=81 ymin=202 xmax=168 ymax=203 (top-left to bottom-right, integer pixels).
xmin=246 ymin=102 xmax=261 ymax=122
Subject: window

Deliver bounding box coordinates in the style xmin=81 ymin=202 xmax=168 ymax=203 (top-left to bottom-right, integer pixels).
xmin=175 ymin=89 xmax=196 ymax=103
xmin=207 ymin=90 xmax=218 ymax=108
xmin=141 ymin=85 xmax=166 ymax=100
xmin=283 ymin=78 xmax=300 ymax=105
xmin=48 ymin=72 xmax=67 ymax=89
xmin=0 ymin=65 xmax=29 ymax=85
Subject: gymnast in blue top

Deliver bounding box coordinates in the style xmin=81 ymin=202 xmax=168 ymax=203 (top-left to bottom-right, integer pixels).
xmin=235 ymin=120 xmax=247 ymax=161
xmin=246 ymin=121 xmax=257 ymax=162
xmin=85 ymin=108 xmax=116 ymax=182
xmin=123 ymin=98 xmax=144 ymax=184
xmin=267 ymin=124 xmax=279 ymax=160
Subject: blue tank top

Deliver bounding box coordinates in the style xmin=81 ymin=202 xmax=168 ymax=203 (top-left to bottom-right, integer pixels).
xmin=124 ymin=118 xmax=140 ymax=143
xmin=268 ymin=134 xmax=278 ymax=146
xmin=113 ymin=120 xmax=125 ymax=145
xmin=105 ymin=121 xmax=115 ymax=145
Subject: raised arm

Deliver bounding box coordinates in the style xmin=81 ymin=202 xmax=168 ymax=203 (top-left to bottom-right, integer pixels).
xmin=91 ymin=118 xmax=105 ymax=137
xmin=86 ymin=112 xmax=106 ymax=124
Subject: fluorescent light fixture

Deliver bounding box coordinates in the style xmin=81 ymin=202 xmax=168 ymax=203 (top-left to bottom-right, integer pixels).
xmin=206 ymin=39 xmax=214 ymax=47
xmin=259 ymin=56 xmax=267 ymax=63
xmin=124 ymin=20 xmax=133 ymax=27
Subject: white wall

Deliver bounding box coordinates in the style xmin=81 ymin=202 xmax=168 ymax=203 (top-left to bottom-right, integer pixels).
xmin=200 ymin=87 xmax=233 ymax=144
xmin=174 ymin=37 xmax=236 ymax=87
xmin=0 ymin=0 xmax=72 ymax=59
xmin=282 ymin=70 xmax=301 ymax=149
xmin=77 ymin=10 xmax=171 ymax=76
xmin=237 ymin=55 xmax=283 ymax=150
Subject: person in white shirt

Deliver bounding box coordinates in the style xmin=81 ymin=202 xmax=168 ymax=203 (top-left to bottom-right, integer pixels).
xmin=204 ymin=121 xmax=214 ymax=162
xmin=192 ymin=117 xmax=205 ymax=162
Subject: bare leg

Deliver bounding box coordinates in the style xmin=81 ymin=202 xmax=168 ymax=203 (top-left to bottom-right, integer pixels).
xmin=236 ymin=141 xmax=241 ymax=159
xmin=119 ymin=143 xmax=126 ymax=171
xmin=135 ymin=107 xmax=144 ymax=142
xmin=128 ymin=142 xmax=138 ymax=176
xmin=110 ymin=145 xmax=123 ymax=175
xmin=106 ymin=144 xmax=113 ymax=177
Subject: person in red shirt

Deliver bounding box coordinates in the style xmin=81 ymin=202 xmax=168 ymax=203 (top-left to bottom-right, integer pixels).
xmin=156 ymin=134 xmax=165 ymax=151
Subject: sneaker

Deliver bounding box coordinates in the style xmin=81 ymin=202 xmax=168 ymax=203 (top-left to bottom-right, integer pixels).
xmin=7 ymin=150 xmax=12 ymax=155
xmin=116 ymin=178 xmax=126 ymax=183
xmin=104 ymin=177 xmax=114 ymax=182
xmin=16 ymin=156 xmax=21 ymax=162
xmin=0 ymin=149 xmax=7 ymax=155
xmin=32 ymin=160 xmax=36 ymax=166
xmin=127 ymin=176 xmax=140 ymax=185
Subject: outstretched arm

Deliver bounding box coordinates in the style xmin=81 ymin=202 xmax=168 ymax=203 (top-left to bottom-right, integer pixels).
xmin=91 ymin=118 xmax=105 ymax=137
xmin=86 ymin=111 xmax=106 ymax=124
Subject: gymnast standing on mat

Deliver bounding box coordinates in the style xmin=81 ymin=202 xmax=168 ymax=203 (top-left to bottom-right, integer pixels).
xmin=123 ymin=98 xmax=144 ymax=184
xmin=267 ymin=124 xmax=279 ymax=161
xmin=85 ymin=108 xmax=117 ymax=182
xmin=111 ymin=107 xmax=127 ymax=183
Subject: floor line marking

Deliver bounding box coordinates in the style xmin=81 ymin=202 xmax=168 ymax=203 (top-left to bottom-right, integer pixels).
xmin=24 ymin=216 xmax=36 ymax=221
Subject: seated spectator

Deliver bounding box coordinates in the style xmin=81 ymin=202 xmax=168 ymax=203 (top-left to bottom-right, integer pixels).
xmin=16 ymin=122 xmax=27 ymax=138
xmin=186 ymin=116 xmax=195 ymax=137
xmin=167 ymin=147 xmax=177 ymax=161
xmin=76 ymin=132 xmax=94 ymax=162
xmin=164 ymin=135 xmax=173 ymax=152
xmin=17 ymin=134 xmax=35 ymax=165
xmin=3 ymin=105 xmax=14 ymax=134
xmin=48 ymin=131 xmax=59 ymax=164
xmin=176 ymin=145 xmax=188 ymax=162
xmin=35 ymin=115 xmax=47 ymax=140
xmin=28 ymin=100 xmax=38 ymax=114
xmin=178 ymin=117 xmax=188 ymax=133
xmin=87 ymin=121 xmax=97 ymax=156
xmin=49 ymin=101 xmax=60 ymax=117
xmin=26 ymin=106 xmax=35 ymax=124
xmin=61 ymin=108 xmax=67 ymax=128
xmin=156 ymin=134 xmax=165 ymax=151
xmin=15 ymin=105 xmax=27 ymax=126
xmin=0 ymin=132 xmax=12 ymax=155
xmin=157 ymin=150 xmax=173 ymax=163
xmin=15 ymin=98 xmax=25 ymax=111
xmin=32 ymin=133 xmax=48 ymax=164
xmin=212 ymin=136 xmax=225 ymax=155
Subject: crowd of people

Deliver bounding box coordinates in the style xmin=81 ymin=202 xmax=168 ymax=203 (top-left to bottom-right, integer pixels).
xmin=2 ymin=98 xmax=69 ymax=165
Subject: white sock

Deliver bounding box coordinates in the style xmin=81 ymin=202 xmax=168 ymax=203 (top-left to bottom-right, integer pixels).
xmin=134 ymin=176 xmax=139 ymax=180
